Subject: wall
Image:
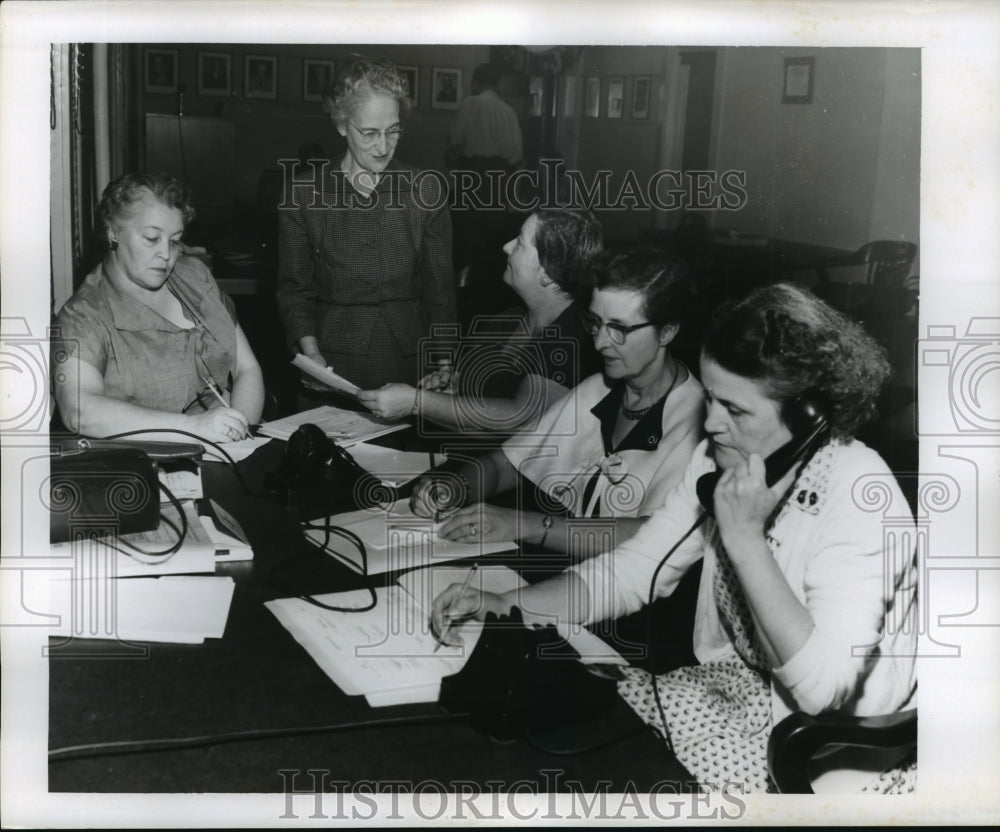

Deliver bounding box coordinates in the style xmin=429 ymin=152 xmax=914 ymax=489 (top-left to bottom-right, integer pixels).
xmin=141 ymin=43 xmax=490 ymax=204
xmin=711 ymin=47 xmax=920 ymax=253
xmin=139 ymin=43 xmax=920 ymax=259
xmin=571 ymin=46 xmax=670 ymax=242
xmin=868 ymin=49 xmax=921 ymax=271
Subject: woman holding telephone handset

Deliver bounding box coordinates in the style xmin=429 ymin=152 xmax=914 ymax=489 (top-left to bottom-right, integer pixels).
xmin=431 ymin=284 xmax=917 ymax=793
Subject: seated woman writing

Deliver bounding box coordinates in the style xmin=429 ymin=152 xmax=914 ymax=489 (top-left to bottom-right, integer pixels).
xmin=410 ymin=248 xmax=705 ymax=560
xmin=54 ymin=173 xmax=264 ymax=442
xmin=430 ymin=283 xmax=917 ymax=793
xmin=357 ymin=208 xmax=603 ymax=437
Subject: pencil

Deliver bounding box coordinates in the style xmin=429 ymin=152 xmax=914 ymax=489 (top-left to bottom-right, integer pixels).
xmin=202 ymin=375 xmax=228 ymax=409
xmin=434 ymin=564 xmax=478 ymax=653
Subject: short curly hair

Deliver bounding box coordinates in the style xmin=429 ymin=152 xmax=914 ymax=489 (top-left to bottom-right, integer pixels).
xmin=588 ymin=247 xmax=695 ymax=329
xmin=700 ymin=283 xmax=892 ymax=438
xmin=97 ymin=172 xmax=195 ymax=245
xmin=532 ymin=208 xmax=604 ymax=303
xmin=321 ymin=56 xmax=411 ymax=124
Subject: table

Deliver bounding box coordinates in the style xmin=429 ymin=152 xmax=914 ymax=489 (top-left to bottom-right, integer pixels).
xmin=47 ymin=439 xmax=694 ymax=794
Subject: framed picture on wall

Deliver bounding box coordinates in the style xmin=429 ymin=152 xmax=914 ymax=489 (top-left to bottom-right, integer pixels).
xmin=631 ymin=76 xmax=651 ymax=119
xmin=563 ymin=75 xmax=578 ymax=117
xmin=398 ymin=65 xmax=419 ymax=109
xmin=607 ymin=77 xmax=624 ymax=118
xmin=197 ymin=52 xmax=231 ymax=97
xmin=245 ymin=54 xmax=278 ymax=100
xmin=303 ymin=59 xmax=335 ymax=102
xmin=584 ymin=76 xmax=600 ymax=117
xmin=430 ymin=67 xmax=461 ymax=110
xmin=783 ymin=56 xmax=814 ymax=104
xmin=144 ymin=48 xmax=178 ymax=94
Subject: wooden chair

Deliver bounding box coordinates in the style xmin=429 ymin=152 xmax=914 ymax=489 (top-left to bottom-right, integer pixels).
xmin=767 ymin=709 xmax=917 ymax=793
xmin=814 ymin=240 xmax=917 ymax=287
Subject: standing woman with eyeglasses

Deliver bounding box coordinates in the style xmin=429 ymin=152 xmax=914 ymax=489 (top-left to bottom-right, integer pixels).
xmin=277 ymin=57 xmax=455 ymax=391
xmin=410 ymin=248 xmax=705 ymax=559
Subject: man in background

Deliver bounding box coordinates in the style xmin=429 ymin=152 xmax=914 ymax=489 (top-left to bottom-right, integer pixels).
xmin=446 ymin=62 xmax=524 ymax=325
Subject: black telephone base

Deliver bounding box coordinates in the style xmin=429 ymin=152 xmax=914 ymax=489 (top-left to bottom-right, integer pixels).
xmin=438 ymin=606 xmax=619 ymax=743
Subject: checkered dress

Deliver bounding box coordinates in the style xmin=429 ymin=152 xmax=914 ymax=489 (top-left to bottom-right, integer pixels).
xmin=277 ymin=159 xmax=456 ymax=389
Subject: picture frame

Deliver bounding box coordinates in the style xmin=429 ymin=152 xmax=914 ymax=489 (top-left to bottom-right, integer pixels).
xmin=607 ymin=77 xmax=624 ymax=119
xmin=430 ymin=67 xmax=461 ymax=110
xmin=144 ymin=48 xmax=178 ymax=94
xmin=584 ymin=76 xmax=600 ymax=118
xmin=398 ymin=65 xmax=419 ymax=109
xmin=631 ymin=75 xmax=651 ymax=119
xmin=197 ymin=51 xmax=231 ymax=97
xmin=783 ymin=56 xmax=814 ymax=104
xmin=529 ymin=76 xmax=543 ymax=117
xmin=245 ymin=54 xmax=278 ymax=100
xmin=563 ymin=75 xmax=578 ymax=117
xmin=303 ymin=59 xmax=336 ymax=103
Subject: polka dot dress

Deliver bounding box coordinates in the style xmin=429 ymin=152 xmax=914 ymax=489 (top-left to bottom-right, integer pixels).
xmin=619 ymin=442 xmax=916 ymax=793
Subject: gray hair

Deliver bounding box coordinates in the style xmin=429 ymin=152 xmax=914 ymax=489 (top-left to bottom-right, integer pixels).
xmin=321 ymin=57 xmax=411 ymax=124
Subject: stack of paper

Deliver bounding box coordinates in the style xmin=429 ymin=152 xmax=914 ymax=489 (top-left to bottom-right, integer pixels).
xmin=266 ymin=585 xmax=469 ymax=706
xmin=201 ymin=499 xmax=254 ymax=562
xmin=257 ymin=405 xmax=408 ymax=446
xmin=265 ymin=564 xmax=625 ymax=707
xmin=158 ymin=466 xmax=203 ymax=501
xmin=48 ymin=575 xmax=235 ymax=644
xmin=50 ymin=502 xmax=216 ymax=578
xmin=303 ymin=499 xmax=516 ymax=575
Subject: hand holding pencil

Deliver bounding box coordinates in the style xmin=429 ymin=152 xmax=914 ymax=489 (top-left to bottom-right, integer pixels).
xmin=429 ymin=566 xmax=511 ymax=651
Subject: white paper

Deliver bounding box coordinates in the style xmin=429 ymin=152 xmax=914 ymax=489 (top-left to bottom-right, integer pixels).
xmin=348 ymin=442 xmax=440 ymax=487
xmin=48 ymin=576 xmax=235 ymax=644
xmin=291 ymin=353 xmax=360 ymax=396
xmin=257 ymin=405 xmax=408 ymax=446
xmin=265 ymin=585 xmax=474 ymax=703
xmin=202 ymin=435 xmax=273 ymax=463
xmin=49 ymin=502 xmax=216 ymax=578
xmin=304 ymin=499 xmax=516 ymax=574
xmin=397 ymin=565 xmax=627 ymax=665
xmin=157 ymin=466 xmax=203 ymax=501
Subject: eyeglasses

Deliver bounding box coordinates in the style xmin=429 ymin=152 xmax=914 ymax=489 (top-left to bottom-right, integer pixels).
xmin=347 ymin=122 xmax=404 ymax=145
xmin=579 ymin=310 xmax=657 ymax=345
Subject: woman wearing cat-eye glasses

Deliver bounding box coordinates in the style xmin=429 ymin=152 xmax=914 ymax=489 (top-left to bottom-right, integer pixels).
xmin=410 ymin=248 xmax=705 ymax=559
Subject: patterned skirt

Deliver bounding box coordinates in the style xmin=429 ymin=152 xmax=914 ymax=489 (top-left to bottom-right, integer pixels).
xmin=619 ymin=660 xmax=918 ymax=794
xmin=618 ymin=657 xmax=773 ymax=794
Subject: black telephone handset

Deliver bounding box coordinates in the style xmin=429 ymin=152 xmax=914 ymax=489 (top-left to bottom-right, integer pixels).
xmin=696 ymin=391 xmax=831 ymax=514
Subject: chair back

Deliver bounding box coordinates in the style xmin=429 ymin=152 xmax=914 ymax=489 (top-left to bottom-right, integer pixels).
xmin=857 ymin=240 xmax=917 ymax=286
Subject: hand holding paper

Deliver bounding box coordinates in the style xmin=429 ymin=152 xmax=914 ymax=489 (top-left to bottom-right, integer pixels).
xmin=292 ymin=353 xmax=360 ymax=396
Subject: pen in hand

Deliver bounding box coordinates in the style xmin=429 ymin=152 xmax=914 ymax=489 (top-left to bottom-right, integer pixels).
xmin=202 ymin=375 xmax=228 ymax=409
xmin=434 ymin=564 xmax=479 ymax=653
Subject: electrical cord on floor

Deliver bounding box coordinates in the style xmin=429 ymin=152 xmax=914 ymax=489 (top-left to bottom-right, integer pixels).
xmin=48 ymin=711 xmax=469 ymax=764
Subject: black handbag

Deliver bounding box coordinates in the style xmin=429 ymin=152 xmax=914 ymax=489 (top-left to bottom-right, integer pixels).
xmin=49 ymin=445 xmax=161 ymax=543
